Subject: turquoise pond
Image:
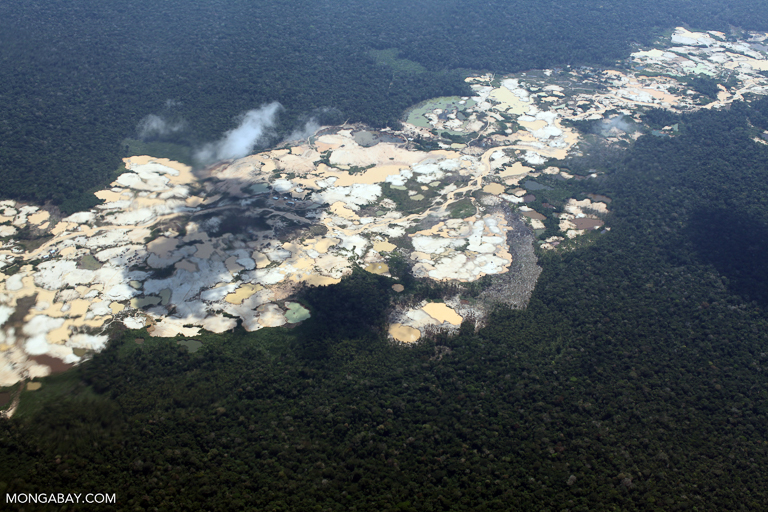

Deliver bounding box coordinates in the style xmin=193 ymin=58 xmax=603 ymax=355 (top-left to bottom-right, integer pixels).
xmin=285 ymin=302 xmax=311 ymax=323
xmin=405 ymin=96 xmax=476 ymax=129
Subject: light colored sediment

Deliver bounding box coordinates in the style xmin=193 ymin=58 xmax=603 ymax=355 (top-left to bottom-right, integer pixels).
xmin=2 ymin=27 xmax=767 ymax=390
xmin=389 ymin=323 xmax=421 ymax=343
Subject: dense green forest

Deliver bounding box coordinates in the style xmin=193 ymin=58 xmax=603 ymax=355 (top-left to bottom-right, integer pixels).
xmin=3 ymin=0 xmax=768 ymax=211
xmin=2 ymin=97 xmax=768 ymax=510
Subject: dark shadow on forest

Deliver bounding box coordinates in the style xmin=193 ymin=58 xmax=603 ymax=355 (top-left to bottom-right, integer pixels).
xmin=685 ymin=208 xmax=768 ymax=307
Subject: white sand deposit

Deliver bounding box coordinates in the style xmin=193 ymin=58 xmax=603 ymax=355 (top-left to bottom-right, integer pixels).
xmin=2 ymin=26 xmax=767 ymax=390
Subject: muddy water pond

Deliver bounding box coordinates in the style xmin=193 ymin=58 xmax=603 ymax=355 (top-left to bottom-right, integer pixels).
xmin=572 ymin=218 xmax=604 ymax=230
xmin=523 ymin=180 xmax=551 ymax=191
xmin=30 ymin=354 xmax=73 ymax=374
xmin=522 ymin=210 xmax=546 ymax=221
xmin=78 ymin=254 xmax=102 ymax=270
xmin=352 ymin=130 xmax=404 ymax=147
xmin=249 ymin=183 xmax=271 ymax=195
xmin=587 ymin=193 xmax=612 ymax=203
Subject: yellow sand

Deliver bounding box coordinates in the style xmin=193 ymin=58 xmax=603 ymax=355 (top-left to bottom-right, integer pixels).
xmin=489 ymin=87 xmax=528 ymax=115
xmin=313 ymin=238 xmax=339 ymax=253
xmin=389 ymin=323 xmax=421 ymax=343
xmin=110 ymin=302 xmax=126 ymax=314
xmin=364 ymin=262 xmax=389 ymax=275
xmin=253 ymin=252 xmax=271 ymax=268
xmin=315 ymin=134 xmax=347 ymax=152
xmin=641 ymin=88 xmax=679 ymax=104
xmin=287 ymin=256 xmax=314 ymax=271
xmin=9 ymin=272 xmax=36 ymax=300
xmin=134 ymin=197 xmax=166 ymax=209
xmin=185 ymin=196 xmax=204 ymax=207
xmin=717 ymin=84 xmax=730 ymax=103
xmin=483 ymin=183 xmax=506 ymax=195
xmin=51 ymin=222 xmax=76 ymax=235
xmin=31 ymin=289 xmax=58 ymax=310
xmin=332 ymin=165 xmax=404 ymax=186
xmin=28 ymin=211 xmax=50 ymax=225
xmin=429 ymin=150 xmax=461 ymax=160
xmin=422 ymin=303 xmax=463 ymax=326
xmin=280 ymin=241 xmax=301 ymax=255
xmin=256 ymin=160 xmax=276 ymax=174
xmin=94 ymin=190 xmax=126 ymax=203
xmin=68 ymin=299 xmax=91 ymax=317
xmin=499 ymin=162 xmax=533 ymax=177
xmin=519 ymin=119 xmax=548 ymax=131
xmin=27 ymin=382 xmax=42 ymax=391
xmin=330 ymin=143 xmax=434 ymax=168
xmin=279 ymin=153 xmax=319 ymax=174
xmin=225 ymin=284 xmax=263 ymax=305
xmin=302 ymin=275 xmax=342 ymax=286
xmin=330 ymin=202 xmax=360 ymax=220
xmin=74 ymin=285 xmax=99 ymax=295
xmin=46 ymin=323 xmax=71 ymax=344
xmin=373 ymin=240 xmax=396 ymax=252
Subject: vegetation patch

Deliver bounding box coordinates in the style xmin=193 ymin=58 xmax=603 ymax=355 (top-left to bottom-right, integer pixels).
xmin=447 ymin=198 xmax=477 ymax=218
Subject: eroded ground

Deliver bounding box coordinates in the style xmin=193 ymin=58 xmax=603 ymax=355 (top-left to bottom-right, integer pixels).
xmin=2 ymin=27 xmax=768 ymax=394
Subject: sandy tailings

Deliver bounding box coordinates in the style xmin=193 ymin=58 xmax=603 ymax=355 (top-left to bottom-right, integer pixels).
xmin=389 ymin=301 xmax=464 ymax=343
xmin=2 ymin=27 xmax=767 ymax=389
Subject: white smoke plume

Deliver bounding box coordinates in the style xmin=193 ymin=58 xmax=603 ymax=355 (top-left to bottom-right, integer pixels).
xmin=137 ymin=114 xmax=186 ymax=139
xmin=284 ymin=118 xmax=321 ymax=143
xmin=599 ymin=115 xmax=634 ymax=136
xmin=195 ymin=102 xmax=283 ymax=165
xmin=283 ymin=107 xmax=342 ymax=143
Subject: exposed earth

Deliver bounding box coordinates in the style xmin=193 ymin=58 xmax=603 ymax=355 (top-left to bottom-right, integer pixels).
xmin=2 ymin=27 xmax=768 ymax=399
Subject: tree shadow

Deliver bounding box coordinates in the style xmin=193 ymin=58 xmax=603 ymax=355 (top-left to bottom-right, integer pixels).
xmin=685 ymin=208 xmax=768 ymax=307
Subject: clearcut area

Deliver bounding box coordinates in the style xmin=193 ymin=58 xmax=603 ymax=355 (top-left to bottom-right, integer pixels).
xmin=2 ymin=27 xmax=768 ymax=392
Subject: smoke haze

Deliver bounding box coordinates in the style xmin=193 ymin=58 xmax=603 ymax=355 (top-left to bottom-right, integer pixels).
xmin=137 ymin=114 xmax=186 ymax=139
xmin=284 ymin=118 xmax=321 ymax=142
xmin=195 ymin=102 xmax=283 ymax=165
xmin=599 ymin=115 xmax=634 ymax=136
xmin=283 ymin=106 xmax=344 ymax=143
